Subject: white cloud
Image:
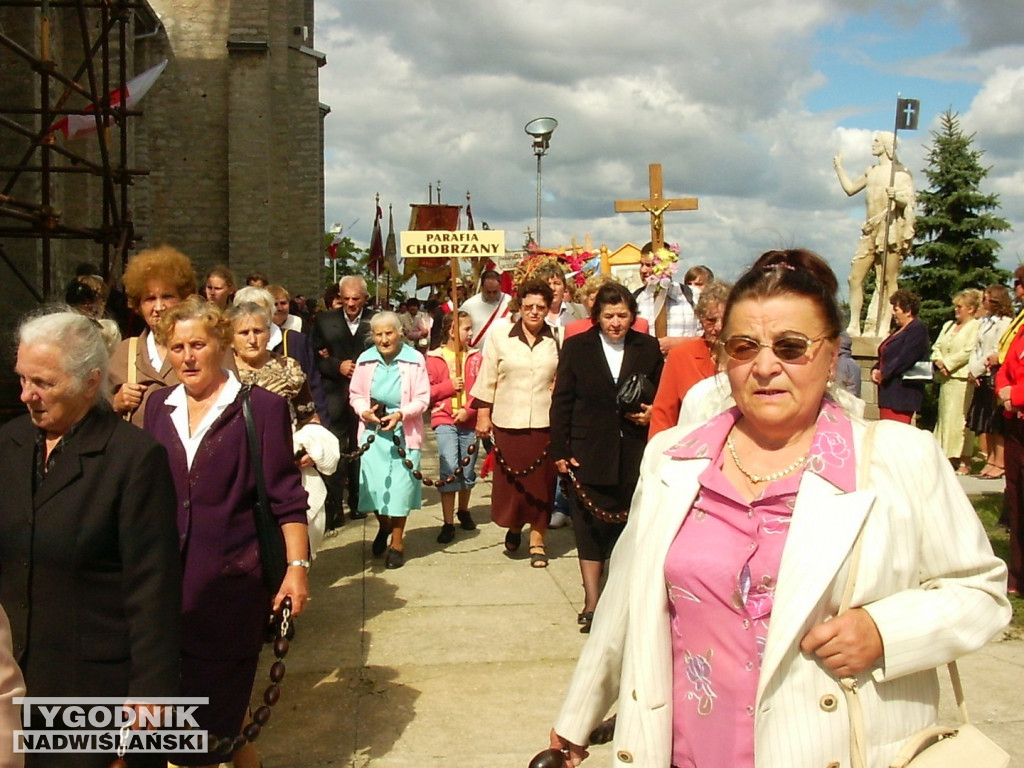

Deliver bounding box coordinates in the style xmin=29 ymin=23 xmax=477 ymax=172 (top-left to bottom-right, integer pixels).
xmin=315 ymin=0 xmax=1024 ymax=291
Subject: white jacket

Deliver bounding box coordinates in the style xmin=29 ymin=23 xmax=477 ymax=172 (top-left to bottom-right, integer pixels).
xmin=554 ymin=417 xmax=1009 ymax=768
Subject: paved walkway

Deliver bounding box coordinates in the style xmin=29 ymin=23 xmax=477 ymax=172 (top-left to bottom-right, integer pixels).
xmin=250 ymin=443 xmax=1023 ymax=767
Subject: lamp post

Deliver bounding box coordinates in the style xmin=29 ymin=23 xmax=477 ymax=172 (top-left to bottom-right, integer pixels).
xmin=524 ymin=117 xmax=557 ymax=247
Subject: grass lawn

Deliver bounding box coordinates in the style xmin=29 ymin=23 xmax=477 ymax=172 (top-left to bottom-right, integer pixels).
xmin=970 ymin=492 xmax=1023 ymax=632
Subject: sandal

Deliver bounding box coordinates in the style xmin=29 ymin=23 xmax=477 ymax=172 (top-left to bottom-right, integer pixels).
xmin=504 ymin=530 xmax=522 ymax=552
xmin=530 ymin=545 xmax=548 ymax=568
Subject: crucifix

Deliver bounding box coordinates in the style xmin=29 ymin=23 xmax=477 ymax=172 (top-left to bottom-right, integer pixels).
xmin=615 ymin=163 xmax=699 ymax=338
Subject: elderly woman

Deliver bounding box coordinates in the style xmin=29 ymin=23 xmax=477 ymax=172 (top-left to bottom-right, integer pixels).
xmin=229 ymin=300 xmax=337 ymax=555
xmin=548 ymin=249 xmax=1008 ymax=768
xmin=564 ymin=274 xmax=649 ymax=339
xmin=350 ymin=311 xmax=430 ymax=569
xmin=0 ymin=310 xmax=181 ymax=768
xmin=650 ymin=280 xmax=731 ymax=437
xmin=204 ymin=264 xmax=236 ymax=310
xmin=870 ymin=289 xmax=932 ymax=423
xmin=144 ymin=296 xmax=309 ymax=768
xmin=932 ymin=288 xmax=982 ymax=472
xmin=110 ymin=245 xmax=197 ymax=425
xmin=471 ymin=279 xmax=561 ymax=567
xmin=968 ymin=284 xmax=1013 ymax=478
xmin=551 ymin=283 xmax=663 ymax=630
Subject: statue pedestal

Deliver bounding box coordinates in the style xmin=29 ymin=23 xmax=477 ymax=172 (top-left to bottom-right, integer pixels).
xmin=850 ymin=336 xmax=884 ymax=421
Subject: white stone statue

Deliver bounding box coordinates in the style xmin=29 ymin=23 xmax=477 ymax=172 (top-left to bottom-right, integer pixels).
xmin=834 ymin=131 xmax=915 ymax=336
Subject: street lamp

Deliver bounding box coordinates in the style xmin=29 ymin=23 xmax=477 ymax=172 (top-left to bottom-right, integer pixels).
xmin=524 ymin=117 xmax=557 ymax=246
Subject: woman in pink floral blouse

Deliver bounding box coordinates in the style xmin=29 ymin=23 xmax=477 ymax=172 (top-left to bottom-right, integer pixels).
xmin=546 ymin=249 xmax=1009 ymax=768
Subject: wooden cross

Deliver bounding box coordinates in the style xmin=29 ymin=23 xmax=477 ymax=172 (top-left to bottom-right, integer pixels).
xmin=615 ymin=164 xmax=699 ymax=337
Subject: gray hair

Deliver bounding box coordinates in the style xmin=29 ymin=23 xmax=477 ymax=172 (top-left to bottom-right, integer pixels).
xmin=695 ymin=281 xmax=732 ymax=320
xmin=233 ymin=286 xmax=275 ymax=314
xmin=370 ymin=311 xmax=403 ymax=335
xmin=340 ymin=275 xmax=368 ymax=296
xmin=226 ymin=301 xmax=272 ymax=329
xmin=17 ymin=307 xmax=111 ymax=402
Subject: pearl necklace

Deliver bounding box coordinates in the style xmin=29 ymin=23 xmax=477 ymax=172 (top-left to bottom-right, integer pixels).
xmin=726 ymin=432 xmax=809 ymax=485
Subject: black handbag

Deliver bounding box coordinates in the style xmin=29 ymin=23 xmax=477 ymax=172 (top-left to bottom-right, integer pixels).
xmin=242 ymin=387 xmax=288 ymax=594
xmin=616 ymin=372 xmax=655 ymax=413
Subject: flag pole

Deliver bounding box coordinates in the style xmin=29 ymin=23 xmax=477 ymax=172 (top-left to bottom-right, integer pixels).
xmin=450 ymin=256 xmax=464 ymax=408
xmin=874 ymin=93 xmax=904 ymax=335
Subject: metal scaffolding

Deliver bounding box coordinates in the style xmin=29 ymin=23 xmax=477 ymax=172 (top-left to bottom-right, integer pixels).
xmin=0 ymin=0 xmax=156 ymax=299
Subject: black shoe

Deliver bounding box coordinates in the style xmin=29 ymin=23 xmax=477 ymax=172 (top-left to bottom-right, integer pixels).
xmin=578 ymin=611 xmax=594 ymax=633
xmin=350 ymin=509 xmax=368 ymax=520
xmin=371 ymin=527 xmax=389 ymax=557
xmin=325 ymin=508 xmax=345 ymax=530
xmin=385 ymin=548 xmax=405 ymax=569
xmin=437 ymin=524 xmax=456 ymax=544
xmin=456 ymin=509 xmax=477 ymax=530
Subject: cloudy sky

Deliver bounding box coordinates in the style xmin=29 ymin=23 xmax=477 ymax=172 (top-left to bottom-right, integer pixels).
xmin=315 ymin=0 xmax=1024 ymax=294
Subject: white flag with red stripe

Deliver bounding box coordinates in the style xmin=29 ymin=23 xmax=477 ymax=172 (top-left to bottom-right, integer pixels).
xmin=50 ymin=59 xmax=168 ymax=140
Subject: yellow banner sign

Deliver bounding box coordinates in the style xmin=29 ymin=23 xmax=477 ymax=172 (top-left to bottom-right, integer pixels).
xmin=401 ymin=230 xmax=505 ymax=258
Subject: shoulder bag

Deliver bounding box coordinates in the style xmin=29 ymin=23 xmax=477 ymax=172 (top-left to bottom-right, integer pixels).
xmin=616 ymin=372 xmax=655 ymax=414
xmin=839 ymin=422 xmax=1009 ymax=768
xmin=242 ymin=387 xmax=288 ymax=594
xmin=902 ymin=361 xmax=934 ymax=382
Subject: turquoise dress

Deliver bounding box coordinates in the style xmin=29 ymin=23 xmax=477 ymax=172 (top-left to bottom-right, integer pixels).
xmin=357 ymin=350 xmax=423 ymax=517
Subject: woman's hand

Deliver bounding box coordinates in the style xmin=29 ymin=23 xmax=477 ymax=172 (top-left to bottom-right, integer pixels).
xmin=113 ymin=382 xmax=148 ymax=413
xmin=870 ymin=368 xmax=881 ymax=385
xmin=935 ymin=361 xmax=949 ymax=376
xmin=554 ymin=458 xmax=580 ymax=474
xmin=452 ymin=375 xmax=464 ymax=391
xmin=379 ymin=411 xmax=402 ymax=432
xmin=799 ymin=607 xmax=883 ymax=677
xmin=274 ymin=565 xmax=310 ymax=616
xmin=453 ymin=407 xmax=470 ymax=424
xmin=625 ymin=402 xmax=653 ymax=426
xmin=549 ymin=729 xmax=588 ymax=767
xmin=475 ymin=410 xmax=492 ymax=438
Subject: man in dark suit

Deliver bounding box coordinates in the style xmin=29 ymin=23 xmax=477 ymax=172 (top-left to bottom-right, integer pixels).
xmin=310 ymin=275 xmax=373 ymax=526
xmin=0 ymin=311 xmax=181 ymax=768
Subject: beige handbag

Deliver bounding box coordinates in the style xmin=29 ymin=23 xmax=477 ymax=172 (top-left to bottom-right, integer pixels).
xmin=839 ymin=423 xmax=1009 ymax=768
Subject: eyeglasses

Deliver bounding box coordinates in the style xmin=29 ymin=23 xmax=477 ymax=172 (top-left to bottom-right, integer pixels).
xmin=520 ymin=303 xmax=548 ymax=314
xmin=718 ymin=334 xmax=830 ymax=362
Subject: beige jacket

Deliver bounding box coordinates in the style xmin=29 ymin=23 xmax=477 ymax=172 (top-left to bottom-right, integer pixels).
xmin=469 ymin=321 xmax=560 ymax=429
xmin=554 ymin=416 xmax=1009 ymax=768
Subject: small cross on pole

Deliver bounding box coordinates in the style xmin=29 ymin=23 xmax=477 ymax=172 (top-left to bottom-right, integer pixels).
xmin=614 ymin=164 xmax=699 ymax=337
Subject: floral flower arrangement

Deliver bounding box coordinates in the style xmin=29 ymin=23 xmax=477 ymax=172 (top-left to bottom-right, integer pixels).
xmin=513 ymin=243 xmax=597 ymax=289
xmin=645 ymin=243 xmax=680 ymax=292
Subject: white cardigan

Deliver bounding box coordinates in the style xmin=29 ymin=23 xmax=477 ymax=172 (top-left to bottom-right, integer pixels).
xmin=554 ymin=416 xmax=1009 ymax=768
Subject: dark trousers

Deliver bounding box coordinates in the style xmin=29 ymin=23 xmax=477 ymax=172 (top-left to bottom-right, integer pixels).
xmin=325 ymin=406 xmax=360 ymax=524
xmin=1004 ymin=418 xmax=1024 ymax=592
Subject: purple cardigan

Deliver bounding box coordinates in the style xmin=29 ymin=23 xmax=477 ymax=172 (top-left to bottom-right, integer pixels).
xmin=145 ymin=384 xmax=307 ymax=659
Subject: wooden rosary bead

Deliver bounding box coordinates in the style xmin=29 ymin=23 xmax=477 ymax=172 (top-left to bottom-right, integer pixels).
xmin=269 ymin=660 xmax=286 ymax=683
xmin=252 ymin=705 xmax=272 ymax=725
xmin=243 ymin=722 xmax=262 ymax=742
xmin=263 ymin=684 xmax=281 ymax=706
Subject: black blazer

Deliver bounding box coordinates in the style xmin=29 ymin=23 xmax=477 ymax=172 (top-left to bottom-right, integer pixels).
xmin=0 ymin=408 xmax=181 ymax=701
xmin=876 ymin=317 xmax=932 ymax=413
xmin=550 ymin=327 xmax=664 ymax=488
xmin=275 ymin=328 xmax=331 ymax=427
xmin=309 ymin=308 xmax=373 ymax=424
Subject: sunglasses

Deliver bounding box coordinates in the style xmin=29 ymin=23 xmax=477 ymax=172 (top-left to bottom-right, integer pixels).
xmin=719 ymin=334 xmax=829 ymax=362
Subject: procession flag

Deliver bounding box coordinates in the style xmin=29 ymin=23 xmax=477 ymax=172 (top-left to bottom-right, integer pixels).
xmin=384 ymin=205 xmax=400 ymax=277
xmin=50 ymin=59 xmax=168 ymax=140
xmin=895 ymin=98 xmax=920 ymax=131
xmin=327 ymin=232 xmax=344 ymax=261
xmin=368 ymin=202 xmax=384 ymax=273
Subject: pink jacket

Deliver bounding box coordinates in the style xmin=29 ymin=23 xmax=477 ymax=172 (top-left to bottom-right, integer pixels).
xmin=426 ymin=348 xmax=482 ymax=430
xmin=349 ymin=346 xmax=430 ymax=449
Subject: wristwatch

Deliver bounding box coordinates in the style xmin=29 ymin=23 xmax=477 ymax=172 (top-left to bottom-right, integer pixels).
xmin=287 ymin=559 xmax=311 ymax=569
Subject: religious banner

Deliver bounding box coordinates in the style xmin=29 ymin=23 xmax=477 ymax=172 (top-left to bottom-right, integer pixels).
xmin=401 ymin=204 xmax=462 ymax=287
xmin=400 ymin=230 xmax=505 ymax=258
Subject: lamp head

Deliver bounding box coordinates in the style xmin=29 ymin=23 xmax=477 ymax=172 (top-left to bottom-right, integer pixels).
xmin=525 ymin=117 xmax=558 ymax=155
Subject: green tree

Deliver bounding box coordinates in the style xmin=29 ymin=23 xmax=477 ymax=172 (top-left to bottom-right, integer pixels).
xmin=903 ymin=109 xmax=1012 ymax=338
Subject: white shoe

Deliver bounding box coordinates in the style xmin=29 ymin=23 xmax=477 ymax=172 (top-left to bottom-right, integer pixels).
xmin=549 ymin=511 xmax=571 ymax=529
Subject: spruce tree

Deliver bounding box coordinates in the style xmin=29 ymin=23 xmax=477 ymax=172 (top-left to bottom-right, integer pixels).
xmin=903 ymin=109 xmax=1012 ymax=338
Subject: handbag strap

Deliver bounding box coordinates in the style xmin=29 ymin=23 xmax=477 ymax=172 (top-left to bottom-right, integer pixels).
xmin=241 ymin=387 xmax=272 ymax=519
xmin=841 ymin=422 xmax=969 ymax=768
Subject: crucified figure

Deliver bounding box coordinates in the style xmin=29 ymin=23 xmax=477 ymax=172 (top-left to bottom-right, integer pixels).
xmin=834 ymin=131 xmax=915 ymax=336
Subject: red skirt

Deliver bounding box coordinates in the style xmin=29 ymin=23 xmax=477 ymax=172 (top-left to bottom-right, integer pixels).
xmin=491 ymin=427 xmax=556 ymax=529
